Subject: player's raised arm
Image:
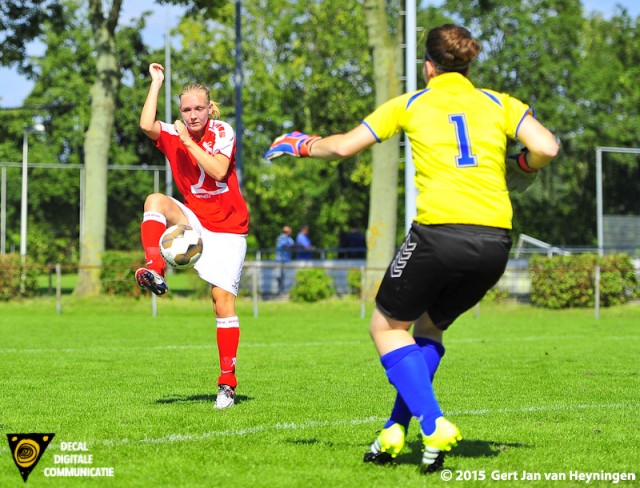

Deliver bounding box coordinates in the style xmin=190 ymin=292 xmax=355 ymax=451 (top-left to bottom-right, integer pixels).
xmin=265 ymin=124 xmax=377 ymax=161
xmin=139 ymin=63 xmax=164 ymax=141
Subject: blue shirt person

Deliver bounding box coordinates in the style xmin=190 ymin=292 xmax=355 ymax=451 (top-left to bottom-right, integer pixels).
xmin=295 ymin=225 xmax=315 ymax=259
xmin=275 ymin=226 xmax=295 ymax=262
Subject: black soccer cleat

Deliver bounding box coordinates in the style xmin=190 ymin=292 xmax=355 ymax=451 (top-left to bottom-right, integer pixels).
xmin=363 ymin=450 xmax=394 ymax=465
xmin=419 ymin=417 xmax=461 ymax=474
xmin=135 ymin=268 xmax=168 ymax=296
xmin=419 ymin=451 xmax=446 ymax=474
xmin=363 ymin=423 xmax=405 ymax=465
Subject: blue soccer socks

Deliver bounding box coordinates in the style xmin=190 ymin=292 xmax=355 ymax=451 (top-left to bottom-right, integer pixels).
xmin=384 ymin=338 xmax=445 ymax=431
xmin=380 ymin=343 xmax=443 ymax=436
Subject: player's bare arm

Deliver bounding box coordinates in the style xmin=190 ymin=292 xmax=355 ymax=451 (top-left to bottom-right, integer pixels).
xmin=174 ymin=120 xmax=231 ymax=180
xmin=307 ymin=124 xmax=378 ymax=160
xmin=516 ymin=115 xmax=559 ymax=170
xmin=139 ymin=63 xmax=164 ymax=141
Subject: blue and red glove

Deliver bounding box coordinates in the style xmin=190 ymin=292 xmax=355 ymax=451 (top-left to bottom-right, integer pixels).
xmin=506 ymin=148 xmax=538 ymax=193
xmin=264 ymin=131 xmax=321 ymax=160
xmin=508 ymin=148 xmax=537 ymax=174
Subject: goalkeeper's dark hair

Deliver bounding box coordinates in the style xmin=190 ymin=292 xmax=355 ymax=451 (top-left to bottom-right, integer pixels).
xmin=179 ymin=83 xmax=221 ymax=119
xmin=424 ymin=24 xmax=481 ymax=76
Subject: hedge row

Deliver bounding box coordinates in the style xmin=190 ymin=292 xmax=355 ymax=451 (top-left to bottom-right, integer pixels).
xmin=530 ymin=253 xmax=638 ymax=309
xmin=2 ymin=251 xmax=637 ymax=309
xmin=0 ymin=254 xmax=39 ymax=300
xmin=100 ymin=251 xmax=147 ymax=297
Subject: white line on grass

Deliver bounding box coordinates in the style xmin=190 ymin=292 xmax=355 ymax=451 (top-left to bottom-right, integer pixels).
xmin=1 ymin=335 xmax=638 ymax=354
xmin=98 ymin=402 xmax=637 ymax=447
xmin=0 ymin=402 xmax=636 ymax=456
xmin=0 ymin=340 xmax=367 ymax=354
xmin=102 ymin=416 xmax=384 ymax=447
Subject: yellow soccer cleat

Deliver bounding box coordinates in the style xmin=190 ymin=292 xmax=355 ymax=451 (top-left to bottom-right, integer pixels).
xmin=363 ymin=423 xmax=406 ymax=465
xmin=420 ymin=417 xmax=462 ymax=474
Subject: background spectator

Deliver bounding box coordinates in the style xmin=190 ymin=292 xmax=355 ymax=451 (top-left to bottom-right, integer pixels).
xmin=275 ymin=225 xmax=295 ymax=262
xmin=344 ymin=226 xmax=366 ymax=258
xmin=295 ymin=225 xmax=315 ymax=259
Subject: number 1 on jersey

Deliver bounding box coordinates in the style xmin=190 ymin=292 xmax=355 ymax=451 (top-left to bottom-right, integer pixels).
xmin=449 ymin=114 xmax=478 ymax=168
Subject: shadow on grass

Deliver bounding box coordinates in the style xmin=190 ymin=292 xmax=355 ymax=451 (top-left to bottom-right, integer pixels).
xmin=393 ymin=438 xmax=529 ymax=465
xmin=286 ymin=438 xmax=337 ymax=447
xmin=155 ymin=393 xmax=252 ymax=405
xmin=451 ymin=439 xmax=529 ymax=458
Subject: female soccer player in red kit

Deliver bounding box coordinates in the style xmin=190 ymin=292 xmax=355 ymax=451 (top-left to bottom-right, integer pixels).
xmin=136 ymin=62 xmax=249 ymax=409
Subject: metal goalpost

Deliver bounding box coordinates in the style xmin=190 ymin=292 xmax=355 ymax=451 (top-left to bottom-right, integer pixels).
xmin=404 ymin=0 xmax=418 ymax=232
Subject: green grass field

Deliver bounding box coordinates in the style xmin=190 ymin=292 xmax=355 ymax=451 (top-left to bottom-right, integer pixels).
xmin=0 ymin=296 xmax=638 ymax=487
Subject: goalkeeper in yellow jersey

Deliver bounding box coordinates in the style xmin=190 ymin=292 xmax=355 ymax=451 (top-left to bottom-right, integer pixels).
xmin=265 ymin=23 xmax=558 ymax=473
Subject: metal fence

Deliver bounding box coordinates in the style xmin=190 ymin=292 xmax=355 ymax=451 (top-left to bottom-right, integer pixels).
xmin=12 ymin=245 xmax=640 ymax=320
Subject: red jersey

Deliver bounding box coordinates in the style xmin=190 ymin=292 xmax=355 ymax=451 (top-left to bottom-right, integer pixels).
xmin=156 ymin=119 xmax=249 ymax=234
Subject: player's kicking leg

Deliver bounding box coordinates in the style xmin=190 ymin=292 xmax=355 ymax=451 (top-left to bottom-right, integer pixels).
xmin=137 ymin=196 xmax=185 ymax=297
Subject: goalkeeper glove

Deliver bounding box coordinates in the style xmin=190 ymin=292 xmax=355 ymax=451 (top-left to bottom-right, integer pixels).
xmin=264 ymin=131 xmax=321 ymax=160
xmin=506 ymin=148 xmax=538 ymax=193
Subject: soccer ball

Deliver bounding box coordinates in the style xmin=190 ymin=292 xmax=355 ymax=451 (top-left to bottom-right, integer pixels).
xmin=159 ymin=224 xmax=203 ymax=269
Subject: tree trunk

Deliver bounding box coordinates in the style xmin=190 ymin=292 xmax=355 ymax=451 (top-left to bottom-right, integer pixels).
xmin=75 ymin=0 xmax=121 ymax=295
xmin=362 ymin=0 xmax=403 ymax=300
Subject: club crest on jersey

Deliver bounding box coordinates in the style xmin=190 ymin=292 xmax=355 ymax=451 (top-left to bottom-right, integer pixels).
xmin=211 ymin=121 xmax=226 ymax=138
xmin=202 ymin=141 xmax=214 ymax=154
xmin=390 ymin=234 xmax=417 ymax=278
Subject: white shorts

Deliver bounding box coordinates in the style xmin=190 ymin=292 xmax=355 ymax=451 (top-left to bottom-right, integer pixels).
xmin=170 ymin=198 xmax=247 ymax=295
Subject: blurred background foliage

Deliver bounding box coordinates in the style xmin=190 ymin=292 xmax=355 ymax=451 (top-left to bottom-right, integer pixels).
xmin=0 ymin=0 xmax=638 ymax=266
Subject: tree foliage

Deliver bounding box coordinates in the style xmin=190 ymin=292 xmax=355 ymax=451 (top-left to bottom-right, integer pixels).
xmin=0 ymin=0 xmax=64 ymax=75
xmin=166 ymin=0 xmax=375 ymax=251
xmin=0 ymin=0 xmax=639 ymax=276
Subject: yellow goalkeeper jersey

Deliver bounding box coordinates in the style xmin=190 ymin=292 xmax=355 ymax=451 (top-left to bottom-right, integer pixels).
xmin=362 ymin=73 xmax=532 ymax=229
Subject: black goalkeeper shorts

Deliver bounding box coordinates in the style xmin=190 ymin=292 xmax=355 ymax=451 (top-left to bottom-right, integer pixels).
xmin=375 ymin=223 xmax=512 ymax=329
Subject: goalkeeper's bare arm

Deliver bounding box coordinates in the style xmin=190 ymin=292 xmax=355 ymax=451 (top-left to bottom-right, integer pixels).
xmin=516 ymin=115 xmax=560 ymax=170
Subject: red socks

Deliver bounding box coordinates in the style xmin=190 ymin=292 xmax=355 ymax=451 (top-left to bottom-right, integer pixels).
xmin=216 ymin=317 xmax=240 ymax=388
xmin=141 ymin=209 xmax=241 ymax=390
xmin=141 ymin=212 xmax=166 ymax=275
